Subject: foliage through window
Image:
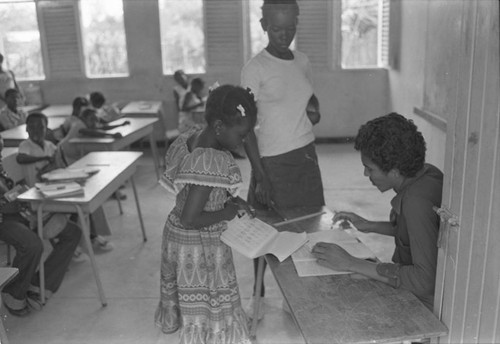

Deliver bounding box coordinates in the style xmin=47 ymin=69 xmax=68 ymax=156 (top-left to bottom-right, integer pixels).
xmin=80 ymin=0 xmax=129 ymax=78
xmin=341 ymin=0 xmax=389 ymax=68
xmin=0 ymin=0 xmax=45 ymax=80
xmin=159 ymin=0 xmax=205 ymax=75
xmin=247 ymin=0 xmax=295 ymax=58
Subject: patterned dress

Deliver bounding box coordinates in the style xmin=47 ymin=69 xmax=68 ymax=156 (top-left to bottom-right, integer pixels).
xmin=155 ymin=129 xmax=250 ymax=344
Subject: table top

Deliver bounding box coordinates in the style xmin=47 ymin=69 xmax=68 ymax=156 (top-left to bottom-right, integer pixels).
xmin=259 ymin=206 xmax=448 ymax=344
xmin=1 ymin=117 xmax=66 ymax=147
xmin=19 ymin=104 xmax=47 ymax=114
xmin=121 ymin=101 xmax=163 ymax=115
xmin=18 ymin=151 xmax=142 ymax=213
xmin=0 ymin=268 xmax=18 ymax=289
xmin=41 ymin=104 xmax=72 ymax=117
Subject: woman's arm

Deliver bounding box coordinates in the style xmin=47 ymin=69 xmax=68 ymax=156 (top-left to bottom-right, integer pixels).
xmin=180 ymin=184 xmax=239 ymax=229
xmin=333 ymin=211 xmax=396 ymax=236
xmin=243 ymin=130 xmax=273 ymax=206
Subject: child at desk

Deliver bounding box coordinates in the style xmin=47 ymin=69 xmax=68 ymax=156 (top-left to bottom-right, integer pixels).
xmin=0 ymin=133 xmax=81 ymax=316
xmin=89 ymin=91 xmax=122 ymax=123
xmin=18 ymin=112 xmax=118 ymax=256
xmin=178 ymin=77 xmax=206 ymax=133
xmin=312 ymin=113 xmax=443 ymax=311
xmin=155 ymin=85 xmax=256 ymax=343
xmin=0 ymin=88 xmax=27 ymax=131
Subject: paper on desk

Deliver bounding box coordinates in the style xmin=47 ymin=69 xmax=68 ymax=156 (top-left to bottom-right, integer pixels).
xmin=292 ymin=230 xmax=376 ymax=277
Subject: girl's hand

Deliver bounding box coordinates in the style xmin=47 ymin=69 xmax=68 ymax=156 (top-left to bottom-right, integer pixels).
xmin=332 ymin=211 xmax=372 ymax=233
xmin=224 ymin=199 xmax=240 ymax=221
xmin=230 ymin=196 xmax=256 ymax=218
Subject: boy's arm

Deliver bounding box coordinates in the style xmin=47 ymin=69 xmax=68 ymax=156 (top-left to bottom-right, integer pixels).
xmin=99 ymin=120 xmax=130 ymax=131
xmin=16 ymin=153 xmax=53 ymax=165
xmin=79 ymin=128 xmax=122 ymax=138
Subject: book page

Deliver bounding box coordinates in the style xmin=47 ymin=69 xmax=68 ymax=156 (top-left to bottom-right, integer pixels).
xmin=266 ymin=230 xmax=308 ymax=262
xmin=292 ymin=229 xmax=376 ymax=277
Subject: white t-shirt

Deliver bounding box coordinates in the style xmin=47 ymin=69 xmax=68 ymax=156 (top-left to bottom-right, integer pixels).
xmin=241 ymin=49 xmax=315 ymax=157
xmin=18 ymin=138 xmax=57 ymax=187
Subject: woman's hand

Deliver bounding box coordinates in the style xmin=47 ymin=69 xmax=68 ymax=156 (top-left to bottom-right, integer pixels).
xmin=332 ymin=211 xmax=372 ymax=233
xmin=312 ymin=242 xmax=353 ymax=272
xmin=255 ymin=174 xmax=273 ymax=207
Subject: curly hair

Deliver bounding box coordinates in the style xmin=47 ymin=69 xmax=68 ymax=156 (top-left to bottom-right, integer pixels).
xmin=205 ymin=85 xmax=257 ymax=128
xmin=261 ymin=0 xmax=299 ymax=22
xmin=354 ymin=113 xmax=426 ymax=177
xmin=26 ymin=112 xmax=48 ymax=126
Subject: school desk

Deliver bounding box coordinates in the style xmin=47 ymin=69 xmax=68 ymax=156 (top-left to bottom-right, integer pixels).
xmin=0 ymin=267 xmax=19 ymax=344
xmin=121 ymin=101 xmax=165 ymax=142
xmin=1 ymin=117 xmax=66 ymax=147
xmin=40 ymin=104 xmax=72 ymax=117
xmin=18 ymin=151 xmax=146 ymax=306
xmin=19 ymin=104 xmax=47 ymax=114
xmin=251 ymin=206 xmax=448 ymax=344
xmin=68 ymin=117 xmax=161 ymax=180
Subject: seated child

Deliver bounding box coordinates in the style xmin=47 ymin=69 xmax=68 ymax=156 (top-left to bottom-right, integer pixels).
xmin=0 ymin=88 xmax=28 ymax=131
xmin=18 ymin=112 xmax=117 ymax=255
xmin=52 ymin=96 xmax=90 ymax=143
xmin=0 ymin=132 xmax=81 ymax=316
xmin=178 ymin=77 xmax=206 ymax=132
xmin=89 ymin=91 xmax=122 ymax=123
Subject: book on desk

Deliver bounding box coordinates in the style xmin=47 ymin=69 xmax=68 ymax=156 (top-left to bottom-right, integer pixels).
xmin=221 ymin=214 xmax=307 ymax=262
xmin=35 ymin=182 xmax=84 ymax=199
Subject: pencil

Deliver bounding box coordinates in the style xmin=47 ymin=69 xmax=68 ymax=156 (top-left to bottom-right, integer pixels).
xmin=274 ymin=211 xmax=326 ymax=227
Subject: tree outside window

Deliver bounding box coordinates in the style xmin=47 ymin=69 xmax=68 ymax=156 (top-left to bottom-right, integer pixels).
xmin=159 ymin=0 xmax=205 ymax=75
xmin=80 ymin=0 xmax=129 ymax=78
xmin=0 ymin=1 xmax=45 ymax=80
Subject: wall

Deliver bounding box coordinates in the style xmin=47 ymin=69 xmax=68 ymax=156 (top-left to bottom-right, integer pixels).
xmin=17 ymin=0 xmax=388 ymax=139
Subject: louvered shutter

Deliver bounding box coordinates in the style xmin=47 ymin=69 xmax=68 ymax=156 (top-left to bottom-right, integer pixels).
xmin=378 ymin=0 xmax=390 ymax=67
xmin=296 ymin=0 xmax=329 ymax=69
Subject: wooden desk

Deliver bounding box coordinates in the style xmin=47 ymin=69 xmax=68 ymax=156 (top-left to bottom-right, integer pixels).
xmin=40 ymin=104 xmax=72 ymax=117
xmin=0 ymin=268 xmax=19 ymax=344
xmin=1 ymin=117 xmax=66 ymax=147
xmin=18 ymin=152 xmax=147 ymax=306
xmin=252 ymin=206 xmax=448 ymax=344
xmin=69 ymin=117 xmax=161 ymax=180
xmin=121 ymin=101 xmax=165 ymax=142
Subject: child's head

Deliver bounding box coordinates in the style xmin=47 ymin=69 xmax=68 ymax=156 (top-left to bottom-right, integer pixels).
xmin=72 ymin=96 xmax=90 ymax=117
xmin=190 ymin=78 xmax=205 ymax=94
xmin=4 ymin=88 xmax=20 ymax=110
xmin=355 ymin=112 xmax=426 ymax=179
xmin=173 ymin=69 xmax=189 ymax=89
xmin=90 ymin=92 xmax=106 ymax=109
xmin=26 ymin=112 xmax=48 ymax=145
xmin=205 ymin=85 xmax=257 ymax=151
xmin=80 ymin=108 xmax=99 ymax=129
xmin=260 ymin=0 xmax=299 ymax=52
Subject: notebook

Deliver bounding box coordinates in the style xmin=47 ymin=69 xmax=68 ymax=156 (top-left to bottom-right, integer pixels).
xmin=35 ymin=182 xmax=84 ymax=199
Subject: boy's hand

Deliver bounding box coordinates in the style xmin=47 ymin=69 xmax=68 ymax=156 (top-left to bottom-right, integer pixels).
xmin=122 ymin=120 xmax=131 ymax=126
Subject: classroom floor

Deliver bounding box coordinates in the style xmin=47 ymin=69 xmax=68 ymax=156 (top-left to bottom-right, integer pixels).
xmin=1 ymin=143 xmax=396 ymax=344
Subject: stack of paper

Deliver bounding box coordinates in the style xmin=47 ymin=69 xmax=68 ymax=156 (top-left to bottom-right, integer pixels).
xmin=222 ymin=214 xmax=307 ymax=262
xmin=35 ymin=182 xmax=84 ymax=199
xmin=292 ymin=229 xmax=376 ymax=277
xmin=41 ymin=167 xmax=99 ymax=183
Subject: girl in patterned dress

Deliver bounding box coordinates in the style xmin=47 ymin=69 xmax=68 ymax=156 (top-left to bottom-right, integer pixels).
xmin=155 ymin=85 xmax=257 ymax=344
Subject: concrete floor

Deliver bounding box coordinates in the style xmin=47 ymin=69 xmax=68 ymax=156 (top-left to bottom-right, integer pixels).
xmin=1 ymin=143 xmax=396 ymax=344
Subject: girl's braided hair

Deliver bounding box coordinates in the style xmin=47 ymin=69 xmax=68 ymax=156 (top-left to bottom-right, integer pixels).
xmin=205 ymin=85 xmax=257 ymax=128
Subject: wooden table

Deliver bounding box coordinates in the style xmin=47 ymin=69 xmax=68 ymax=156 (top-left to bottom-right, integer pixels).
xmin=1 ymin=117 xmax=66 ymax=147
xmin=40 ymin=104 xmax=72 ymax=117
xmin=121 ymin=101 xmax=165 ymax=142
xmin=69 ymin=117 xmax=161 ymax=180
xmin=18 ymin=152 xmax=146 ymax=306
xmin=252 ymin=206 xmax=448 ymax=344
xmin=0 ymin=267 xmax=19 ymax=344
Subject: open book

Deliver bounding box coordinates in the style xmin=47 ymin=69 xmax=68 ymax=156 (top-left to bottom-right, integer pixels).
xmin=292 ymin=228 xmax=376 ymax=277
xmin=221 ymin=214 xmax=307 ymax=262
xmin=35 ymin=182 xmax=84 ymax=199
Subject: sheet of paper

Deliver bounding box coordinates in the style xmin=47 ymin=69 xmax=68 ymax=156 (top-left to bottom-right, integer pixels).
xmin=292 ymin=229 xmax=376 ymax=277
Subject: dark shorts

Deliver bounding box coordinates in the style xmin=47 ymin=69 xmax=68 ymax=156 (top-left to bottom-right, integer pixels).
xmin=248 ymin=142 xmax=325 ymax=209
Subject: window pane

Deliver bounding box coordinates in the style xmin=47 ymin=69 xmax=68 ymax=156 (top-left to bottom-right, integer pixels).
xmin=341 ymin=0 xmax=380 ymax=68
xmin=0 ymin=1 xmax=45 ymax=80
xmin=159 ymin=0 xmax=205 ymax=75
xmin=248 ymin=0 xmax=295 ymax=57
xmin=80 ymin=0 xmax=129 ymax=77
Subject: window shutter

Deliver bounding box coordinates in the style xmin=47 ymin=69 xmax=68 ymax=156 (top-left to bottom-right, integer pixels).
xmin=378 ymin=0 xmax=390 ymax=67
xmin=204 ymin=0 xmax=244 ymax=71
xmin=296 ymin=0 xmax=329 ymax=69
xmin=39 ymin=0 xmax=83 ymax=78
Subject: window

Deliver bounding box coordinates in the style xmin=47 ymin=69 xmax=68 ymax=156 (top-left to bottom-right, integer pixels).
xmin=0 ymin=0 xmax=45 ymax=80
xmin=158 ymin=0 xmax=205 ymax=75
xmin=247 ymin=0 xmax=296 ymax=58
xmin=79 ymin=0 xmax=129 ymax=78
xmin=340 ymin=0 xmax=389 ymax=68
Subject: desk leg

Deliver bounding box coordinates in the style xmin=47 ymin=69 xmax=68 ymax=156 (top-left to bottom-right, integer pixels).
xmin=250 ymin=255 xmax=265 ymax=339
xmin=130 ymin=176 xmax=147 ymax=241
xmin=36 ymin=206 xmax=46 ymax=305
xmin=149 ymin=133 xmax=160 ymax=180
xmin=0 ymin=305 xmax=10 ymax=344
xmin=75 ymin=205 xmax=107 ymax=307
